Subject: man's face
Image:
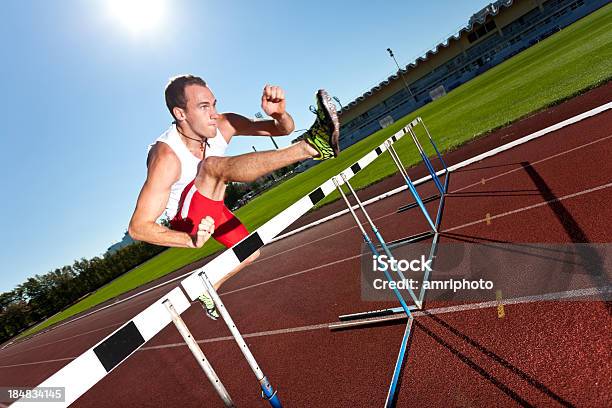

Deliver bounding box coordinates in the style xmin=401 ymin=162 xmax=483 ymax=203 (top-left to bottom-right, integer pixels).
xmin=179 ymin=84 xmax=219 ymax=139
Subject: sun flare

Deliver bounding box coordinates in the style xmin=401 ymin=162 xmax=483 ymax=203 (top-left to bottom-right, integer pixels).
xmin=107 ymin=0 xmax=166 ymax=35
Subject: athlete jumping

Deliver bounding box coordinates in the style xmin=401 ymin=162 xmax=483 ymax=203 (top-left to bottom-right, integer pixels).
xmin=129 ymin=74 xmax=340 ymax=318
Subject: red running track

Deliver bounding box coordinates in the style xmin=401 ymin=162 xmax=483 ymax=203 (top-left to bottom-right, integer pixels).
xmin=0 ymin=87 xmax=610 ymax=407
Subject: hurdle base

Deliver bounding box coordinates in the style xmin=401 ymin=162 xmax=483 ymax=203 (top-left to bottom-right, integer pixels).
xmin=383 ymin=231 xmax=435 ymax=250
xmin=330 ymin=312 xmax=409 ymax=331
xmin=397 ymin=194 xmax=439 ymax=213
xmin=339 ymin=304 xmax=417 ymax=322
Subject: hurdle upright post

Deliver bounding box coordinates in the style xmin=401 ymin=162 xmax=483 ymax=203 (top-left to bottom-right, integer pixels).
xmin=418 ymin=117 xmax=449 ymax=173
xmin=407 ymin=126 xmax=445 ymax=195
xmin=163 ymin=300 xmax=235 ymax=407
xmin=386 ymin=139 xmax=437 ymax=233
xmin=198 ymin=272 xmax=282 ymax=408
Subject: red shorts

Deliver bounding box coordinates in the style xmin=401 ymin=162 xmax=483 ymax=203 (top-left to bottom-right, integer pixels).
xmin=170 ymin=180 xmax=249 ymax=248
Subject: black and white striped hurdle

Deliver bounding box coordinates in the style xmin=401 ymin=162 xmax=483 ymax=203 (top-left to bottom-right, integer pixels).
xmin=14 ymin=128 xmax=410 ymax=407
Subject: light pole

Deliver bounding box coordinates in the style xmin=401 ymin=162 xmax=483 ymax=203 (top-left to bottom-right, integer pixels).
xmin=387 ymin=48 xmax=416 ymax=101
xmin=332 ymin=96 xmax=343 ymax=111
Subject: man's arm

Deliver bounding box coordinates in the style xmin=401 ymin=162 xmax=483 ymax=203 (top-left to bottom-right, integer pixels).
xmin=128 ymin=144 xmax=214 ymax=248
xmin=219 ymin=85 xmax=295 ymax=138
xmin=221 ymin=112 xmax=295 ymax=137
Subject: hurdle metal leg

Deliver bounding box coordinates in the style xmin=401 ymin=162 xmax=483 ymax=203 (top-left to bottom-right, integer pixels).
xmin=397 ymin=194 xmax=440 ymax=214
xmin=384 ymin=317 xmax=414 ymax=408
xmin=420 ymin=119 xmax=449 ymax=172
xmin=163 ymin=300 xmax=235 ymax=407
xmin=386 ymin=141 xmax=437 ymax=232
xmin=198 ymin=273 xmax=282 ymax=408
xmin=407 ymin=127 xmax=445 ymax=194
xmin=335 ymin=122 xmax=451 ymax=325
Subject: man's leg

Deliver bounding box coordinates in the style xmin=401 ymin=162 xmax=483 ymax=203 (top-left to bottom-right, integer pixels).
xmin=195 ymin=141 xmax=315 ymax=199
xmin=214 ymin=250 xmax=260 ymax=289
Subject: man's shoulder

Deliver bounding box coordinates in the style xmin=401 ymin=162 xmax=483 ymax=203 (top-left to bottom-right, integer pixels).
xmin=147 ymin=141 xmax=180 ymax=168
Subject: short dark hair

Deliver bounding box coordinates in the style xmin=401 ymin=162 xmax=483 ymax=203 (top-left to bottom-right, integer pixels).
xmin=165 ymin=75 xmax=207 ymax=120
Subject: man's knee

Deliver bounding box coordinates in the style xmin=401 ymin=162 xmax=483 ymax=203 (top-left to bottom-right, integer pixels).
xmin=198 ymin=156 xmax=226 ymax=179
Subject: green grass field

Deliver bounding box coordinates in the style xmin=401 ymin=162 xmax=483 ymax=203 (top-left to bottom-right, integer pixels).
xmin=21 ymin=4 xmax=612 ymax=338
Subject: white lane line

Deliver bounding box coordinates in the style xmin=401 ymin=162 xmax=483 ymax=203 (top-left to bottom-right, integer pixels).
xmin=11 ymin=103 xmax=610 ymax=347
xmin=0 ymin=356 xmax=74 ymax=369
xmin=140 ymin=323 xmax=333 ymax=351
xmin=4 ymin=286 xmax=607 ymax=367
xmin=140 ymin=287 xmax=609 ymax=351
xmin=272 ymin=102 xmax=612 ymax=243
xmin=330 ymin=286 xmax=611 ymax=329
xmin=222 ymin=254 xmax=362 ymax=296
xmin=444 ymin=182 xmax=612 ymax=233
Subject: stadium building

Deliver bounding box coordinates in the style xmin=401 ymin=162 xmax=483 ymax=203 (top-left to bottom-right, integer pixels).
xmin=337 ymin=0 xmax=608 ymax=149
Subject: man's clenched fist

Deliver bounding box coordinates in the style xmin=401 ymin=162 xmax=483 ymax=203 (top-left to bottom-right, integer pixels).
xmin=193 ymin=216 xmax=215 ymax=248
xmin=261 ymin=85 xmax=286 ymax=117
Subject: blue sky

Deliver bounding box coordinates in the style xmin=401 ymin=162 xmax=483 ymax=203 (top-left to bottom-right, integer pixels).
xmin=0 ymin=0 xmax=488 ymax=292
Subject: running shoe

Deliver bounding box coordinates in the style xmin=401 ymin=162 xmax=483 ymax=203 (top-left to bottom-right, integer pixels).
xmin=303 ymin=89 xmax=340 ymax=160
xmin=198 ymin=292 xmax=220 ymax=320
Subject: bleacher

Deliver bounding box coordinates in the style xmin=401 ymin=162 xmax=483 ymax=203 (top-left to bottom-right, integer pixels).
xmin=337 ymin=0 xmax=606 ymax=150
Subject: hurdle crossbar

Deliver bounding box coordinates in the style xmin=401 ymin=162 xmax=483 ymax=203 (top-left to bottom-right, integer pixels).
xmin=15 ymin=128 xmax=410 ymax=407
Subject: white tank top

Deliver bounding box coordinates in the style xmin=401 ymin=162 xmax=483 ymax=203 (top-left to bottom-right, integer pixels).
xmin=149 ymin=124 xmax=228 ymax=219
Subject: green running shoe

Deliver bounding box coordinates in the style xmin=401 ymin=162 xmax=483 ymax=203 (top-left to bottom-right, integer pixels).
xmin=198 ymin=292 xmax=220 ymax=320
xmin=303 ymin=89 xmax=340 ymax=160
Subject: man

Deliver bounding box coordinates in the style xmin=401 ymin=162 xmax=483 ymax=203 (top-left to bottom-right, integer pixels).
xmin=129 ymin=75 xmax=340 ymax=319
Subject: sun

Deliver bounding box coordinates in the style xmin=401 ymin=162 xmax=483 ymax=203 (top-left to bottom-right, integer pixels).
xmin=107 ymin=0 xmax=167 ymax=35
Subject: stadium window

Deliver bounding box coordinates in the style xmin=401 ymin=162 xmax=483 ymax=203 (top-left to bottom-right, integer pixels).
xmin=476 ymin=25 xmax=487 ymax=37
xmin=485 ymin=20 xmax=496 ymax=31
xmin=468 ymin=32 xmax=477 ymax=43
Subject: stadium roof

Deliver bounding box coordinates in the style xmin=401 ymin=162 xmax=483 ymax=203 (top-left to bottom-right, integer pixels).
xmin=341 ymin=0 xmax=514 ymax=114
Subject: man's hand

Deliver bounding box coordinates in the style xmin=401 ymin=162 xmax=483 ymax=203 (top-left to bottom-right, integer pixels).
xmin=192 ymin=216 xmax=215 ymax=248
xmin=261 ymin=85 xmax=286 ymax=117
